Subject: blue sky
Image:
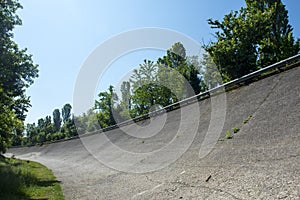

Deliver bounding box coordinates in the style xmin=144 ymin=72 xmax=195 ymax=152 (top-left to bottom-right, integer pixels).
xmin=13 ymin=0 xmax=300 ymax=123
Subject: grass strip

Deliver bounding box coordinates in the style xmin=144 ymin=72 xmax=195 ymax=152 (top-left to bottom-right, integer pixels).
xmin=0 ymin=156 xmax=64 ymax=200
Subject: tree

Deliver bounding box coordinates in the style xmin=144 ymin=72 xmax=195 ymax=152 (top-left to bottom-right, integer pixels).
xmin=95 ymin=85 xmax=118 ymax=128
xmin=53 ymin=109 xmax=62 ymax=132
xmin=201 ymin=53 xmax=223 ymax=89
xmin=130 ymin=83 xmax=172 ymax=117
xmin=120 ymin=81 xmax=131 ymax=107
xmin=43 ymin=115 xmax=54 ymax=135
xmin=130 ymin=60 xmax=159 ymax=116
xmin=25 ymin=123 xmax=38 ymax=145
xmin=128 ymin=45 xmax=205 ymax=117
xmin=205 ymin=0 xmax=299 ymax=81
xmin=119 ymin=81 xmax=131 ymax=120
xmin=187 ymin=56 xmax=207 ymax=93
xmin=62 ymin=103 xmax=72 ymax=123
xmin=130 ymin=60 xmax=157 ymax=91
xmin=158 ymin=42 xmax=202 ymax=95
xmin=85 ymin=110 xmax=100 ymax=132
xmin=24 ymin=115 xmax=54 ymax=146
xmin=74 ymin=109 xmax=100 ymax=134
xmin=158 ymin=42 xmax=188 ymax=78
xmin=205 ymin=8 xmax=260 ymax=81
xmin=0 ymin=0 xmax=39 ymax=153
xmin=0 ymin=95 xmax=16 ymax=151
xmin=129 ymin=59 xmax=173 ymax=117
xmin=61 ymin=115 xmax=77 ymax=138
xmin=247 ymin=0 xmax=300 ymax=67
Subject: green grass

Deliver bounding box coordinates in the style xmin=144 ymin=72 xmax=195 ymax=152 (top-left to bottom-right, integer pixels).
xmin=232 ymin=127 xmax=240 ymax=134
xmin=225 ymin=130 xmax=233 ymax=139
xmin=243 ymin=115 xmax=253 ymax=124
xmin=0 ymin=155 xmax=64 ymax=200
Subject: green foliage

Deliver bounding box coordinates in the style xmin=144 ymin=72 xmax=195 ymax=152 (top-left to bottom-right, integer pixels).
xmin=232 ymin=127 xmax=240 ymax=134
xmin=201 ymin=53 xmax=223 ymax=89
xmin=62 ymin=103 xmax=72 ymax=123
xmin=158 ymin=42 xmax=204 ymax=95
xmin=205 ymin=0 xmax=299 ymax=81
xmin=225 ymin=130 xmax=232 ymax=139
xmin=49 ymin=132 xmax=65 ymax=141
xmin=95 ymin=85 xmax=118 ymax=128
xmin=0 ymin=103 xmax=15 ymax=153
xmin=130 ymin=83 xmax=172 ymax=117
xmin=74 ymin=109 xmax=100 ymax=134
xmin=6 ymin=0 xmax=299 ymax=149
xmin=0 ymin=0 xmax=38 ymax=153
xmin=0 ymin=157 xmax=64 ymax=199
xmin=61 ymin=117 xmax=77 ymax=138
xmin=53 ymin=109 xmax=62 ymax=132
xmin=243 ymin=115 xmax=253 ymax=124
xmin=127 ymin=44 xmax=206 ymax=118
xmin=20 ymin=34 xmax=282 ymax=144
xmin=129 ymin=60 xmax=163 ymax=117
xmin=20 ymin=103 xmax=76 ymax=146
xmin=129 ymin=57 xmax=190 ymax=118
xmin=157 ymin=63 xmax=184 ymax=102
xmin=119 ymin=81 xmax=131 ymax=120
xmin=246 ymin=0 xmax=300 ymax=67
xmin=89 ymin=45 xmax=205 ymax=127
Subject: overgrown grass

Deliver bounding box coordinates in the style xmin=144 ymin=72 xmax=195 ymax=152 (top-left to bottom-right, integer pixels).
xmin=0 ymin=156 xmax=64 ymax=200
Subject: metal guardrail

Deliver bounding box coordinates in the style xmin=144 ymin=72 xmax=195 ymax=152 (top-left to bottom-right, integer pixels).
xmin=16 ymin=54 xmax=300 ymax=146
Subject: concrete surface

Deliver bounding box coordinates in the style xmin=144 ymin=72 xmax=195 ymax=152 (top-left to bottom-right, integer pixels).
xmin=8 ymin=66 xmax=300 ymax=199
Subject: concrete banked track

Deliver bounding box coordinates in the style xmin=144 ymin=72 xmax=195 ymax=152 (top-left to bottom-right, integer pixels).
xmin=8 ymin=67 xmax=300 ymax=199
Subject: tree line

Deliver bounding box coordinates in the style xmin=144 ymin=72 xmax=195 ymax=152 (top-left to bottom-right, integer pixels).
xmin=93 ymin=42 xmax=206 ymax=128
xmin=19 ymin=104 xmax=77 ymax=146
xmin=20 ymin=42 xmax=205 ymax=145
xmin=1 ymin=0 xmax=299 ymax=152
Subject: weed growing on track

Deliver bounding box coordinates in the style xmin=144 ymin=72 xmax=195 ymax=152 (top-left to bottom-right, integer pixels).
xmin=0 ymin=156 xmax=64 ymax=200
xmin=232 ymin=127 xmax=240 ymax=134
xmin=243 ymin=115 xmax=253 ymax=124
xmin=225 ymin=130 xmax=233 ymax=139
